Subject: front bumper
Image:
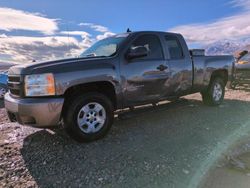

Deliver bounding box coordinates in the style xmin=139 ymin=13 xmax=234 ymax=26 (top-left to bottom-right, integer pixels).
xmin=4 ymin=93 xmax=64 ymax=128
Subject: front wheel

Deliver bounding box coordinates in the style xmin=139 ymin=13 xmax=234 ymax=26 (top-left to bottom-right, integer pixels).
xmin=201 ymin=78 xmax=225 ymax=106
xmin=64 ymin=92 xmax=114 ymax=142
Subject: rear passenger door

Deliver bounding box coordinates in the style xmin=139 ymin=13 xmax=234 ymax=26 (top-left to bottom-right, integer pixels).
xmin=121 ymin=34 xmax=170 ymax=106
xmin=164 ymin=35 xmax=193 ymax=96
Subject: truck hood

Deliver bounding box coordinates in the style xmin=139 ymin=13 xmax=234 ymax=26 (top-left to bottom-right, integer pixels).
xmin=8 ymin=57 xmax=114 ymax=75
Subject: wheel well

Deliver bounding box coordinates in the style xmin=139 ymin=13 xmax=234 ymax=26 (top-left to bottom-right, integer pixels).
xmin=62 ymin=81 xmax=117 ymax=117
xmin=210 ymin=70 xmax=228 ymax=85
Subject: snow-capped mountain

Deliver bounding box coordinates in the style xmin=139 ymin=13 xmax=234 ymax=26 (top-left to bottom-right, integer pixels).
xmin=205 ymin=38 xmax=250 ymax=56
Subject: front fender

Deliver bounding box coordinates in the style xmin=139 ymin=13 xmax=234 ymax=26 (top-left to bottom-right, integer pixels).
xmin=54 ymin=68 xmax=123 ymax=108
xmin=55 ymin=68 xmax=120 ymax=93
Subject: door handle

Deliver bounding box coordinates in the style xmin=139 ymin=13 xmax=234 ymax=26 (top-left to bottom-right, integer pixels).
xmin=157 ymin=64 xmax=168 ymax=71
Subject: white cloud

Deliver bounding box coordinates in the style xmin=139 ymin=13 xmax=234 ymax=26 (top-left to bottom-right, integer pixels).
xmin=0 ymin=7 xmax=58 ymax=35
xmin=60 ymin=30 xmax=93 ymax=48
xmin=96 ymin=32 xmax=115 ymax=40
xmin=60 ymin=30 xmax=91 ymax=37
xmin=0 ymin=34 xmax=7 ymax=38
xmin=79 ymin=22 xmax=109 ymax=33
xmin=79 ymin=22 xmax=115 ymax=40
xmin=230 ymin=0 xmax=250 ymax=10
xmin=0 ymin=36 xmax=89 ymax=62
xmin=169 ymin=0 xmax=250 ymax=45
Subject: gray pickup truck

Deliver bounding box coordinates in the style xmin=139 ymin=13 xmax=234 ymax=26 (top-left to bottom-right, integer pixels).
xmin=5 ymin=31 xmax=235 ymax=141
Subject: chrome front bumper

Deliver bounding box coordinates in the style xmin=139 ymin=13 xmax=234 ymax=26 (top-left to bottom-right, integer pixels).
xmin=4 ymin=93 xmax=64 ymax=128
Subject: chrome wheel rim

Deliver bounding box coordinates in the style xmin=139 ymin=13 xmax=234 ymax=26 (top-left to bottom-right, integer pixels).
xmin=213 ymin=83 xmax=223 ymax=101
xmin=77 ymin=102 xmax=106 ymax=134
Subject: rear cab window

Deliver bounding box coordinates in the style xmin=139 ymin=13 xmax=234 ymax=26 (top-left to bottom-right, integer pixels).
xmin=165 ymin=35 xmax=184 ymax=59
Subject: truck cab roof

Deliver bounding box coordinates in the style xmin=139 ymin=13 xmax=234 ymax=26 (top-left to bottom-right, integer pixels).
xmin=118 ymin=31 xmax=182 ymax=37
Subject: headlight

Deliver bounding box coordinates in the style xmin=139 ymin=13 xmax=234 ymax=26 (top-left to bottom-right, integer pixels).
xmin=24 ymin=73 xmax=55 ymax=96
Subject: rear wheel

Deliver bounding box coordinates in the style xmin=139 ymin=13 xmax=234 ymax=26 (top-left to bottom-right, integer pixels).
xmin=64 ymin=92 xmax=114 ymax=142
xmin=201 ymin=77 xmax=225 ymax=106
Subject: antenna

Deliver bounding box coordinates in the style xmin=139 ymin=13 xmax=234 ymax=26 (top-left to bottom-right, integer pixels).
xmin=127 ymin=28 xmax=132 ymax=33
xmin=66 ymin=23 xmax=70 ymax=56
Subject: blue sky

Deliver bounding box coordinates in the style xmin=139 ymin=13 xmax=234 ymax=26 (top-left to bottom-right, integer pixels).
xmin=0 ymin=0 xmax=240 ymax=34
xmin=0 ymin=0 xmax=250 ymax=62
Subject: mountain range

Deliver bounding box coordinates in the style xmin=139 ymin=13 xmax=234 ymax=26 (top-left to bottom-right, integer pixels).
xmin=205 ymin=38 xmax=250 ymax=57
xmin=1 ymin=39 xmax=250 ymax=65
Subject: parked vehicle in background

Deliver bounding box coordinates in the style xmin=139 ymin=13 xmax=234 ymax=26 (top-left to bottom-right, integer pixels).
xmin=235 ymin=50 xmax=248 ymax=61
xmin=0 ymin=71 xmax=8 ymax=99
xmin=231 ymin=52 xmax=250 ymax=89
xmin=0 ymin=62 xmax=15 ymax=99
xmin=5 ymin=31 xmax=235 ymax=142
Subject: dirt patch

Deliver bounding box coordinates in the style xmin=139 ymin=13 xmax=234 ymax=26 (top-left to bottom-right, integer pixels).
xmin=200 ymin=136 xmax=250 ymax=188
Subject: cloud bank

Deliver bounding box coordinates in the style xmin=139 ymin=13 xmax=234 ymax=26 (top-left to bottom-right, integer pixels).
xmin=170 ymin=0 xmax=250 ymax=45
xmin=0 ymin=36 xmax=82 ymax=62
xmin=0 ymin=7 xmax=114 ymax=63
xmin=0 ymin=7 xmax=58 ymax=35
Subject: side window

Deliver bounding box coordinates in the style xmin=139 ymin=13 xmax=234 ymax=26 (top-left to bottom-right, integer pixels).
xmin=165 ymin=35 xmax=184 ymax=59
xmin=130 ymin=34 xmax=164 ymax=60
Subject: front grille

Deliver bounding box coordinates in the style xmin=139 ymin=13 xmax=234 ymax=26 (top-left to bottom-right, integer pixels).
xmin=8 ymin=75 xmax=22 ymax=97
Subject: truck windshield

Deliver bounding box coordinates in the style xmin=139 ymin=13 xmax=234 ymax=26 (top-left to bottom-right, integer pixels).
xmin=80 ymin=35 xmax=127 ymax=58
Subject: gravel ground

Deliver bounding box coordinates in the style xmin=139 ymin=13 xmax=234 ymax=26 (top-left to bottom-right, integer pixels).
xmin=1 ymin=89 xmax=250 ymax=188
xmin=200 ymin=136 xmax=250 ymax=188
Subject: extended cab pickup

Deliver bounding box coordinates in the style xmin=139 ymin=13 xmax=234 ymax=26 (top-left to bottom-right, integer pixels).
xmin=5 ymin=31 xmax=235 ymax=141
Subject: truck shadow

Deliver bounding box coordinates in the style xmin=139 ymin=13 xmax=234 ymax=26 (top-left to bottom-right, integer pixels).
xmin=20 ymin=98 xmax=250 ymax=187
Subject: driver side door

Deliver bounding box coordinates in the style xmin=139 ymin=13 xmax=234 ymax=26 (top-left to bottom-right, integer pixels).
xmin=120 ymin=34 xmax=170 ymax=106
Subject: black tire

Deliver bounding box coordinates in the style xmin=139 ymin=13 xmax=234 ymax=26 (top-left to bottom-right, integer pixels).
xmin=64 ymin=92 xmax=114 ymax=142
xmin=201 ymin=77 xmax=225 ymax=106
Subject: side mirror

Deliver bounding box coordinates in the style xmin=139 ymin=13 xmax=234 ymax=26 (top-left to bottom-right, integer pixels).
xmin=126 ymin=46 xmax=149 ymax=59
